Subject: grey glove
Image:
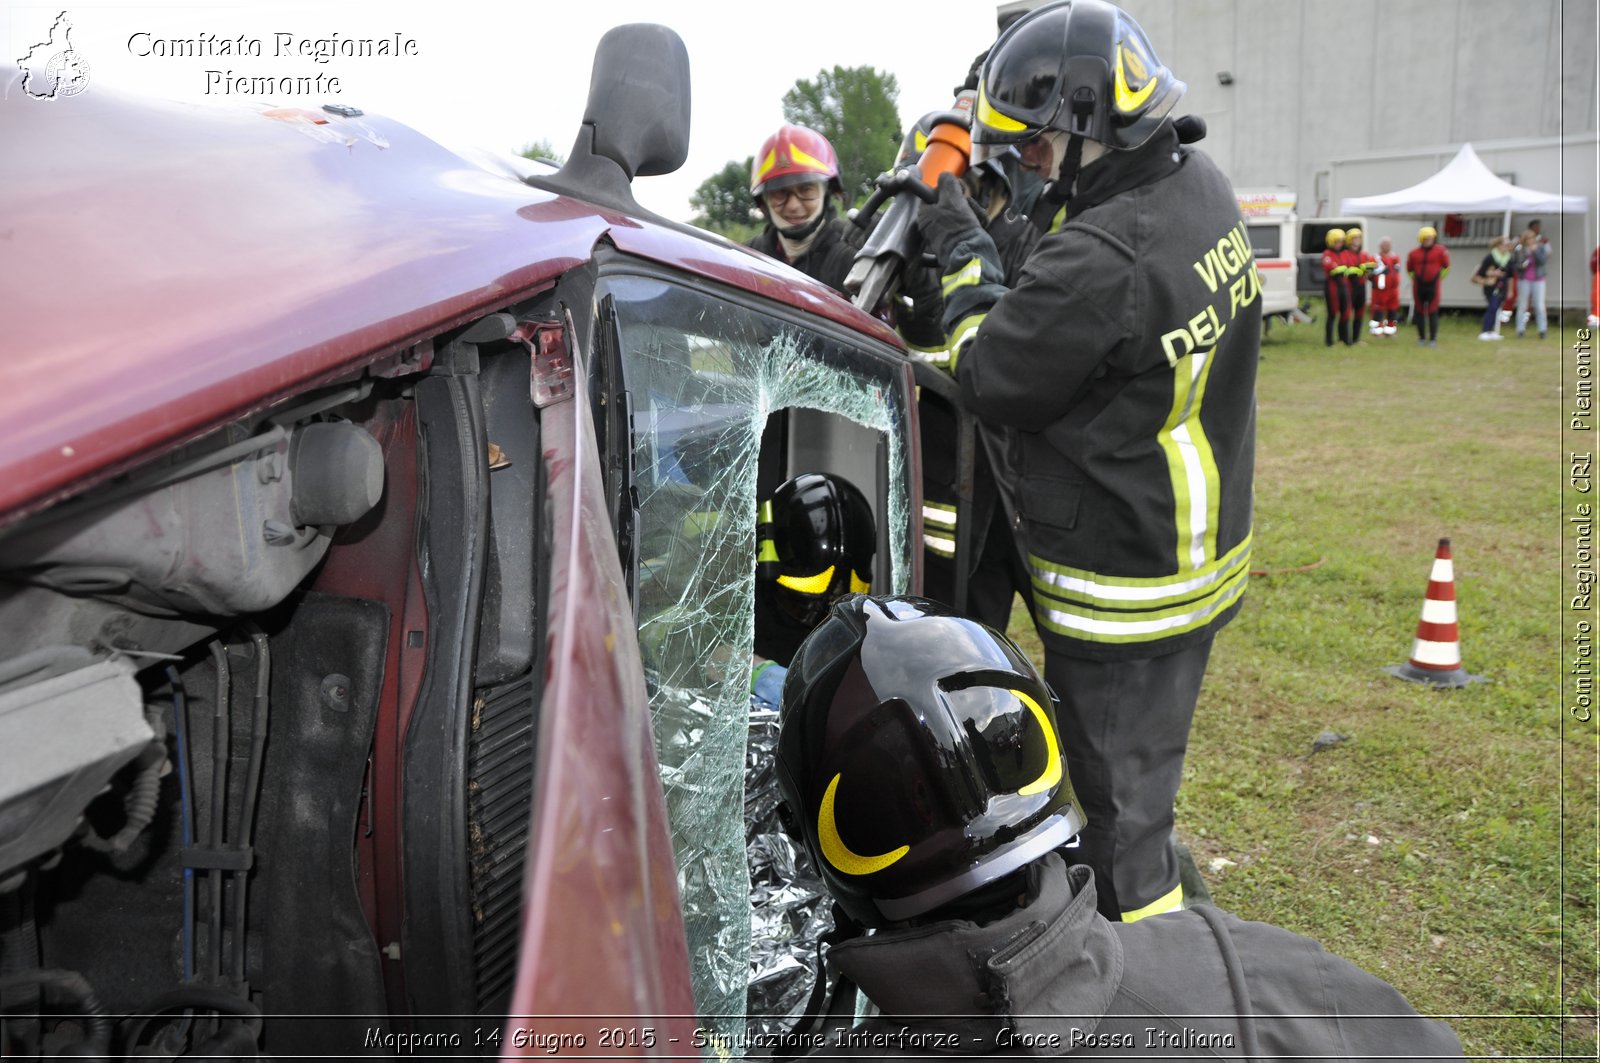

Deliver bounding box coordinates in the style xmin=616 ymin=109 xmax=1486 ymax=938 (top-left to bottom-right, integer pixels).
xmin=916 ymin=172 xmax=986 ymax=270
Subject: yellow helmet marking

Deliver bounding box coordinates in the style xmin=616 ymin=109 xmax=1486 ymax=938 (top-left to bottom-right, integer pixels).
xmin=976 ymin=82 xmax=1028 ymax=133
xmin=849 ymin=571 xmax=871 ymax=595
xmin=757 ymin=538 xmax=780 ymax=564
xmin=776 ymin=564 xmax=835 ymax=595
xmin=818 ymin=773 xmax=909 ymax=876
xmin=790 ymin=143 xmax=831 ymax=172
xmin=755 ymin=148 xmax=778 ymax=182
xmin=1113 ymin=44 xmax=1158 ymax=113
xmin=1014 ymin=688 xmax=1063 ymax=796
xmin=914 ymin=130 xmax=929 ymax=154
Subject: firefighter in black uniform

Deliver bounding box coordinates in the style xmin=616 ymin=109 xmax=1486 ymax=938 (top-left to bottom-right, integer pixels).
xmin=774 ymin=594 xmax=1465 ymax=1061
xmin=754 ymin=472 xmax=875 ymax=672
xmin=914 ymin=0 xmax=1258 ymax=922
xmin=892 ymin=111 xmax=1038 ymax=632
xmin=748 ymin=124 xmax=863 ymax=296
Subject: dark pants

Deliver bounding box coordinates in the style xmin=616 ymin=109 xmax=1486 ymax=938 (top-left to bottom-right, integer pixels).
xmin=1347 ymin=285 xmax=1367 ymax=344
xmin=1324 ymin=280 xmax=1349 ymax=346
xmin=924 ymin=505 xmax=1035 ymax=632
xmin=1414 ymin=278 xmax=1440 ymax=340
xmin=1043 ymin=634 xmax=1215 ymax=921
xmin=1481 ymin=289 xmax=1504 ymax=333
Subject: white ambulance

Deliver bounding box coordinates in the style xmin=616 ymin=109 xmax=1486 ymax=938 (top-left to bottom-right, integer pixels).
xmin=1235 ymin=187 xmax=1301 ymax=324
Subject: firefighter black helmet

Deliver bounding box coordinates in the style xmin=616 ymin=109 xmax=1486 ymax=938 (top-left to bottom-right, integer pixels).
xmin=757 ymin=473 xmax=874 ymax=629
xmin=775 ymin=595 xmax=1085 ymax=928
xmin=973 ymin=0 xmax=1185 ymax=158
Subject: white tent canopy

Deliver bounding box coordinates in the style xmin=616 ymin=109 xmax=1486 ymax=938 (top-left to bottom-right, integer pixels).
xmin=1339 ymin=143 xmax=1589 ymax=216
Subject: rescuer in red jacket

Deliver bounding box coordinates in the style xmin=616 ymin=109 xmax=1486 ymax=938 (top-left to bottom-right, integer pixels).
xmin=1344 ymin=228 xmax=1372 ymax=344
xmin=1322 ymin=228 xmax=1350 ymax=347
xmin=1368 ymin=235 xmax=1402 ymax=337
xmin=1407 ymin=226 xmax=1450 ymax=346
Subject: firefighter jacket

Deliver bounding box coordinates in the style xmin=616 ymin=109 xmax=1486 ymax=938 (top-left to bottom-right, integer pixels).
xmin=823 ymin=854 xmax=1465 ymax=1061
xmin=1320 ymin=246 xmax=1346 ymax=293
xmin=748 ymin=207 xmax=864 ymax=297
xmin=1352 ymin=250 xmax=1375 ymax=285
xmin=935 ymin=122 xmax=1259 ymax=660
xmin=1407 ymin=244 xmax=1451 ymax=285
xmin=901 ymin=210 xmax=1039 ymax=574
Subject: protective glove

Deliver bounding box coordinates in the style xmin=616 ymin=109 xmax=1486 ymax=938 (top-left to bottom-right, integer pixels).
xmin=916 ymin=172 xmax=986 ymax=271
xmin=894 ymin=258 xmax=947 ymax=353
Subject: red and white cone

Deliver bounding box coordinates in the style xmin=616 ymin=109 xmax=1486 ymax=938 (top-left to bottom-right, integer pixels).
xmin=1384 ymin=538 xmax=1485 ymax=687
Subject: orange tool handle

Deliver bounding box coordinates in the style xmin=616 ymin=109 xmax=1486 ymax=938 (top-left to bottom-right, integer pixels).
xmin=918 ymin=122 xmax=970 ymax=188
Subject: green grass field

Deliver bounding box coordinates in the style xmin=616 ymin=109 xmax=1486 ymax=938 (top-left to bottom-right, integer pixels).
xmin=1005 ymin=304 xmax=1592 ymax=1058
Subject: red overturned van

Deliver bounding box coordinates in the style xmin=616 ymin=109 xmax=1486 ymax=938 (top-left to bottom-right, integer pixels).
xmin=0 ymin=25 xmax=932 ymax=1057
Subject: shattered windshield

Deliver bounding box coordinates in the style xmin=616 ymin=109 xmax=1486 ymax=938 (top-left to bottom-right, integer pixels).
xmin=602 ymin=272 xmax=911 ymax=1048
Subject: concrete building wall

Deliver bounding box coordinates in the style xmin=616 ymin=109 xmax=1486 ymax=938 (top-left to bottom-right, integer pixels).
xmin=1111 ymin=0 xmax=1596 ymax=215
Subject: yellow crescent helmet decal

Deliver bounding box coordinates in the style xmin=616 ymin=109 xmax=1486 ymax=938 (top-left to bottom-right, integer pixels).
xmin=1113 ymin=44 xmax=1158 ymax=113
xmin=849 ymin=571 xmax=871 ymax=595
xmin=776 ymin=565 xmax=836 ymax=595
xmin=790 ymin=143 xmax=831 ymax=172
xmin=1013 ymin=688 xmax=1063 ymax=797
xmin=818 ymin=773 xmax=909 ymax=876
xmin=755 ymin=148 xmax=779 ymax=183
xmin=976 ymin=82 xmax=1028 ymax=133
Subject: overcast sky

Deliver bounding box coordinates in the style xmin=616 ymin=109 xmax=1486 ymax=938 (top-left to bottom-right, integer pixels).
xmin=2 ymin=1 xmax=1005 ymax=221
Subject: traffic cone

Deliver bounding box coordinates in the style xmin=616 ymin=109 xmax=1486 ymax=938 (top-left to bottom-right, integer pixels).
xmin=1384 ymin=538 xmax=1485 ymax=687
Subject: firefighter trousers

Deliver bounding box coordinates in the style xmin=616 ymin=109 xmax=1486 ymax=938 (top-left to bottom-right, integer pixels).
xmin=1044 ymin=633 xmax=1215 ymax=922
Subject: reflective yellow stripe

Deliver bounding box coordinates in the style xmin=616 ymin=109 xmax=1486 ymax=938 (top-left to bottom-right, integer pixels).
xmin=1031 ymin=562 xmax=1248 ymax=644
xmin=1113 ymin=44 xmax=1158 ymax=113
xmin=924 ymin=502 xmax=958 ymax=558
xmin=1014 ymin=689 xmax=1062 ymax=797
xmin=776 ymin=565 xmax=835 ymax=595
xmin=924 ymin=532 xmax=956 ymax=559
xmin=1030 ymin=535 xmax=1252 ymax=607
xmin=818 ymin=774 xmax=909 ymax=876
xmin=1122 ymin=884 xmax=1183 ymax=922
xmin=1156 ymin=345 xmax=1222 ymax=572
xmin=941 ymin=257 xmax=984 ymax=297
xmin=754 ymin=148 xmax=778 ymax=183
xmin=1048 ymin=204 xmax=1069 ymax=234
xmin=757 ymin=500 xmax=774 ymax=524
xmin=947 ymin=312 xmax=986 ymax=373
xmin=976 ymin=82 xmax=1028 ymax=133
xmin=790 ymin=143 xmax=830 ymax=172
xmin=914 ymin=129 xmax=929 ymax=154
xmin=757 ymin=538 xmax=780 ymax=564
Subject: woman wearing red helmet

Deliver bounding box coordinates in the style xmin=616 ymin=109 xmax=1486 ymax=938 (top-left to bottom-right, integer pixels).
xmin=747 ymin=124 xmax=863 ymax=295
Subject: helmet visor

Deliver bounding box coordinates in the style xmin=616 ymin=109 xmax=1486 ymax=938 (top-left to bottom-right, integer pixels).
xmin=974 ymin=4 xmax=1073 ymax=142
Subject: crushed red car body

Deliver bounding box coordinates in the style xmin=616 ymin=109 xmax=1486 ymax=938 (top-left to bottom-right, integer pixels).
xmin=0 ymin=24 xmax=921 ymax=1059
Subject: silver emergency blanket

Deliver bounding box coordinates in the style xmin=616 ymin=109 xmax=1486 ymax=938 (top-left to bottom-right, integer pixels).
xmin=608 ymin=275 xmax=909 ymax=1053
xmin=744 ymin=705 xmax=832 ymax=1041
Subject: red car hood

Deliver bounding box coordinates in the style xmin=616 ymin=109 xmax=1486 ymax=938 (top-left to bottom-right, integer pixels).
xmin=0 ymin=87 xmax=897 ymax=523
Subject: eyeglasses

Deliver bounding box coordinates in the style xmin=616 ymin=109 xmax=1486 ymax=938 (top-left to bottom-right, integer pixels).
xmin=765 ymin=184 xmax=823 ymax=208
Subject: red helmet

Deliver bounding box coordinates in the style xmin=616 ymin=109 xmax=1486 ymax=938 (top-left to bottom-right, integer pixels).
xmin=750 ymin=124 xmax=842 ymax=200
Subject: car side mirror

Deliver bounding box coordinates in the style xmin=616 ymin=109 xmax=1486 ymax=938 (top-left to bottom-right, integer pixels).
xmin=527 ymin=23 xmax=690 ymax=216
xmin=580 ymin=23 xmax=690 ymax=179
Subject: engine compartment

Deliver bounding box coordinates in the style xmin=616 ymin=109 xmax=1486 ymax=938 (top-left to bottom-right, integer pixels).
xmin=0 ymin=383 xmax=412 ymax=1057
